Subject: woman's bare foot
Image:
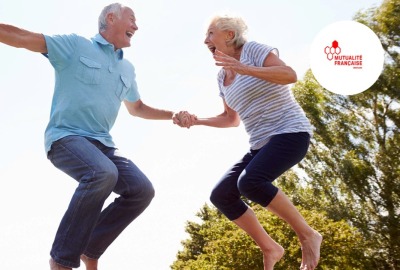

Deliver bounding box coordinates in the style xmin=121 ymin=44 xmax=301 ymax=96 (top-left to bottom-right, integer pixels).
xmin=80 ymin=254 xmax=98 ymax=270
xmin=49 ymin=258 xmax=72 ymax=270
xmin=299 ymin=230 xmax=322 ymax=270
xmin=262 ymin=244 xmax=285 ymax=270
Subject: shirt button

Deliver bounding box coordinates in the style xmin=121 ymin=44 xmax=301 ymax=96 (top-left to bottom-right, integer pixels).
xmin=109 ymin=66 xmax=113 ymax=73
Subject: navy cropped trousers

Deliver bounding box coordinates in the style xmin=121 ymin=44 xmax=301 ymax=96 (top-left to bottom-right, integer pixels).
xmin=210 ymin=132 xmax=310 ymax=220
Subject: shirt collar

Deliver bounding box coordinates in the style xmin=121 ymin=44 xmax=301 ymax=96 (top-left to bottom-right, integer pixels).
xmin=92 ymin=33 xmax=124 ymax=60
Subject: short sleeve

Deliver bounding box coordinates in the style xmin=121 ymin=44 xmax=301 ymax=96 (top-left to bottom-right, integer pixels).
xmin=124 ymin=79 xmax=140 ymax=102
xmin=43 ymin=34 xmax=78 ymax=70
xmin=245 ymin=41 xmax=278 ymax=67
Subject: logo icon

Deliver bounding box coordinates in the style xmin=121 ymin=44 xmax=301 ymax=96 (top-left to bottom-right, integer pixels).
xmin=310 ymin=21 xmax=384 ymax=95
xmin=324 ymin=40 xmax=341 ymax=60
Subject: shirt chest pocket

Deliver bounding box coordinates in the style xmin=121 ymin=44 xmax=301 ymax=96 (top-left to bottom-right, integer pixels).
xmin=75 ymin=56 xmax=102 ymax=85
xmin=115 ymin=75 xmax=131 ymax=101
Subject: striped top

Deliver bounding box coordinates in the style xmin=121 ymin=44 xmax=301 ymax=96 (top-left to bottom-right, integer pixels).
xmin=218 ymin=41 xmax=313 ymax=150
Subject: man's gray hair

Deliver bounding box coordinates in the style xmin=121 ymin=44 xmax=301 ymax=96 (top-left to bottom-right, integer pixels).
xmin=98 ymin=3 xmax=124 ymax=32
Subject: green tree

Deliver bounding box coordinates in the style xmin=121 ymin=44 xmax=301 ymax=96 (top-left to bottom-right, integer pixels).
xmin=171 ymin=204 xmax=370 ymax=270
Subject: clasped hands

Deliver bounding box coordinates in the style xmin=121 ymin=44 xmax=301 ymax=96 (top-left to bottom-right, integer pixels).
xmin=173 ymin=111 xmax=197 ymax=129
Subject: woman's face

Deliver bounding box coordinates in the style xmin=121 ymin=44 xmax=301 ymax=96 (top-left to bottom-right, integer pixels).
xmin=204 ymin=23 xmax=230 ymax=55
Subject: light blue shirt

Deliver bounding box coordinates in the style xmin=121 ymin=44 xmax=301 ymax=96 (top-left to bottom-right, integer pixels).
xmin=43 ymin=33 xmax=140 ymax=153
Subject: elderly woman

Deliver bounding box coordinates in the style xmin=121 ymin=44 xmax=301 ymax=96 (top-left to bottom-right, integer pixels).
xmin=176 ymin=14 xmax=323 ymax=270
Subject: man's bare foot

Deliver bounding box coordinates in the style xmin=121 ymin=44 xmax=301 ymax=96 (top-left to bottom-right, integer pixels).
xmin=49 ymin=258 xmax=72 ymax=270
xmin=80 ymin=254 xmax=98 ymax=270
xmin=299 ymin=230 xmax=322 ymax=270
xmin=262 ymin=244 xmax=285 ymax=270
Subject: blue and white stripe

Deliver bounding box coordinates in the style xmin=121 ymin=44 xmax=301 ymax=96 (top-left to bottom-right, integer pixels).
xmin=218 ymin=41 xmax=313 ymax=150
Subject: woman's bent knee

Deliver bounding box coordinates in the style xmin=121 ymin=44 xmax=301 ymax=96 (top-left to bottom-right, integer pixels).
xmin=237 ymin=174 xmax=255 ymax=198
xmin=210 ymin=186 xmax=224 ymax=208
xmin=238 ymin=174 xmax=278 ymax=206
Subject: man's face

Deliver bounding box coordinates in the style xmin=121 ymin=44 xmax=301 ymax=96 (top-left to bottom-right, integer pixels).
xmin=108 ymin=7 xmax=138 ymax=49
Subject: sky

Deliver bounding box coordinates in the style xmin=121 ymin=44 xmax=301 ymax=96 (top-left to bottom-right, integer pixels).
xmin=0 ymin=0 xmax=383 ymax=269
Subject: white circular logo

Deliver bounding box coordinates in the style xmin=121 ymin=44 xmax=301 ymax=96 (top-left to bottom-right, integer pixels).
xmin=310 ymin=21 xmax=384 ymax=95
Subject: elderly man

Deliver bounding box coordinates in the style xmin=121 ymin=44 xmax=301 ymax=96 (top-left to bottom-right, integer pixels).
xmin=0 ymin=3 xmax=189 ymax=269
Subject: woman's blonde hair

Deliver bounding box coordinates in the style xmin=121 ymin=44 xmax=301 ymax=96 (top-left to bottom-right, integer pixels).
xmin=209 ymin=14 xmax=248 ymax=48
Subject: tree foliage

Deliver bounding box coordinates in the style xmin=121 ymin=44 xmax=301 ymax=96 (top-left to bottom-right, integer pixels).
xmin=171 ymin=204 xmax=370 ymax=270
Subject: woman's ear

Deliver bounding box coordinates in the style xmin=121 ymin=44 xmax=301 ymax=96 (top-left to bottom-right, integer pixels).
xmin=228 ymin=31 xmax=235 ymax=40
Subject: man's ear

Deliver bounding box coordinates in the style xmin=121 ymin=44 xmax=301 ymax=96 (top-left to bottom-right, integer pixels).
xmin=106 ymin=13 xmax=115 ymax=26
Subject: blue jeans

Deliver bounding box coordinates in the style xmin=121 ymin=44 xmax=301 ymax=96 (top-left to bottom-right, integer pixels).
xmin=210 ymin=132 xmax=310 ymax=220
xmin=47 ymin=136 xmax=155 ymax=268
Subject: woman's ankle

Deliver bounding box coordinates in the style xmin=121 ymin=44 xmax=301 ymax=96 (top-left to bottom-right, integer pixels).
xmin=261 ymin=245 xmax=285 ymax=270
xmin=49 ymin=258 xmax=72 ymax=270
xmin=80 ymin=254 xmax=98 ymax=270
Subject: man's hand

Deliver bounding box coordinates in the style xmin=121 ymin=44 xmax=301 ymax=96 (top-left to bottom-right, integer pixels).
xmin=173 ymin=111 xmax=197 ymax=128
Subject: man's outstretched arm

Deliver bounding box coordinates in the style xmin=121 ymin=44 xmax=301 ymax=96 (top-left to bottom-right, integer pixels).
xmin=0 ymin=23 xmax=47 ymax=53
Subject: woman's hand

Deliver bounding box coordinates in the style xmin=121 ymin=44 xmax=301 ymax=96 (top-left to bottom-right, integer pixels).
xmin=173 ymin=111 xmax=197 ymax=128
xmin=214 ymin=49 xmax=297 ymax=84
xmin=213 ymin=50 xmax=248 ymax=75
